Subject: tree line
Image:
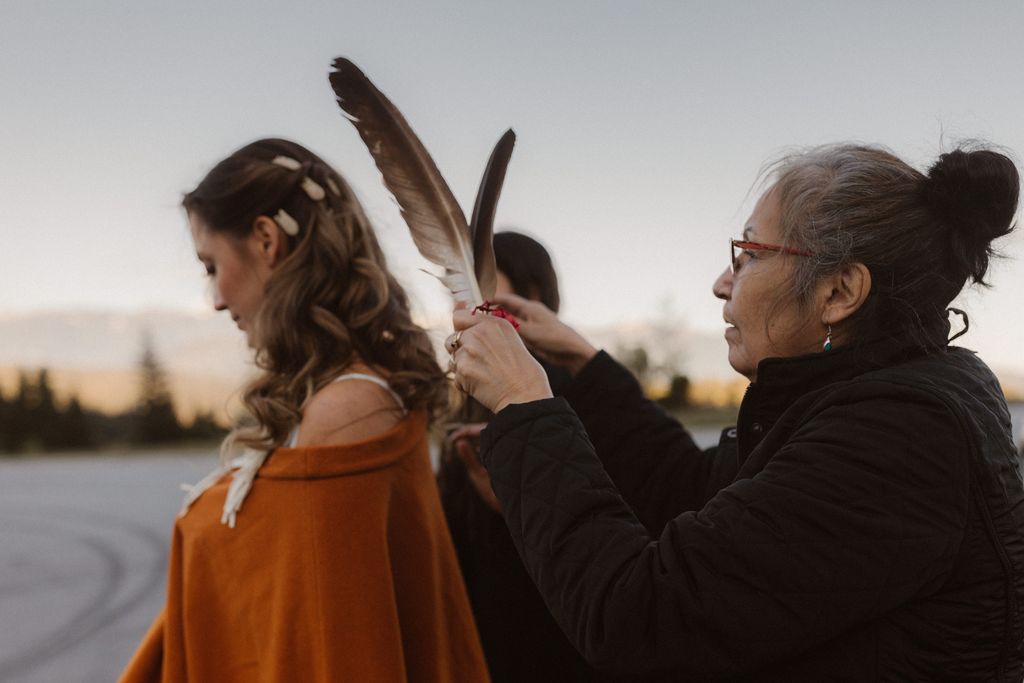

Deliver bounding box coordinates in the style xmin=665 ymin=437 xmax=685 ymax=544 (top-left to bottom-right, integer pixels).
xmin=1 ymin=336 xmax=727 ymax=454
xmin=615 ymin=344 xmax=692 ymax=409
xmin=0 ymin=338 xmax=223 ymax=454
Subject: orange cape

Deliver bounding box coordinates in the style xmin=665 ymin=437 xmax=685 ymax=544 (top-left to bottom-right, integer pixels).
xmin=120 ymin=411 xmax=490 ymax=682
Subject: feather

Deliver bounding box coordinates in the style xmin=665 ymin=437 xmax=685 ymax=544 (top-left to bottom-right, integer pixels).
xmin=329 ymin=58 xmax=483 ymax=305
xmin=468 ymin=129 xmax=515 ymax=301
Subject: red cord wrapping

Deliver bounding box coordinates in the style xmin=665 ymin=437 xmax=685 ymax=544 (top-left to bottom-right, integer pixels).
xmin=472 ymin=302 xmax=521 ymax=330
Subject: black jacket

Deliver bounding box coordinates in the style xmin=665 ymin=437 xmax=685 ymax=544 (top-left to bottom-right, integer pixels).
xmin=438 ymin=459 xmax=598 ymax=682
xmin=440 ymin=362 xmax=655 ymax=682
xmin=480 ymin=339 xmax=1024 ymax=681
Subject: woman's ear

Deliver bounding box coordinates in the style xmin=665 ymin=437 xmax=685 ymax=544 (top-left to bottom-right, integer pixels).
xmin=820 ymin=262 xmax=871 ymax=325
xmin=251 ymin=216 xmax=287 ymax=268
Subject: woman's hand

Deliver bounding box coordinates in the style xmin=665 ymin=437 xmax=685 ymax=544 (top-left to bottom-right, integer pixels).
xmin=447 ymin=423 xmax=501 ymax=513
xmin=451 ymin=308 xmax=553 ymax=414
xmin=489 ymin=293 xmax=599 ymax=375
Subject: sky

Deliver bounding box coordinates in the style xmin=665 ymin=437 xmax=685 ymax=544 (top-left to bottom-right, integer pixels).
xmin=2 ymin=1 xmax=1023 ymax=374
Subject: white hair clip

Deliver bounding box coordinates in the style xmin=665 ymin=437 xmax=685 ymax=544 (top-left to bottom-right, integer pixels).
xmin=272 ymin=156 xmax=326 ymax=202
xmin=272 ymin=156 xmax=302 ymax=171
xmin=273 ymin=209 xmax=300 ymax=236
xmin=301 ymin=177 xmax=326 ymax=201
xmin=326 ymin=178 xmax=342 ymax=197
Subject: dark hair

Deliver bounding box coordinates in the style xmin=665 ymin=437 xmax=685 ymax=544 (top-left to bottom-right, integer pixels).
xmin=493 ymin=231 xmax=561 ymax=312
xmin=184 ymin=138 xmax=447 ymax=453
xmin=766 ymin=144 xmax=1018 ymax=348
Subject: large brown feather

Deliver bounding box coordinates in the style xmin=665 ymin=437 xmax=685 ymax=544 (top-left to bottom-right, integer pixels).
xmin=329 ymin=58 xmax=482 ymax=305
xmin=469 ymin=129 xmax=515 ymax=301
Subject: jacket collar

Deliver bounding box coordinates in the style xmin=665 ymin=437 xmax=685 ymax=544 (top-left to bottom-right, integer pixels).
xmin=735 ymin=326 xmax=949 ymax=460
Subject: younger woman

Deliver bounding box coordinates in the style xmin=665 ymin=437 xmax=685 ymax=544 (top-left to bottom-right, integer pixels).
xmin=120 ymin=138 xmax=489 ymax=682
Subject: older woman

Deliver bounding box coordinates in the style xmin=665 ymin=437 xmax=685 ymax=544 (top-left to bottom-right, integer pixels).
xmin=449 ymin=145 xmax=1024 ymax=680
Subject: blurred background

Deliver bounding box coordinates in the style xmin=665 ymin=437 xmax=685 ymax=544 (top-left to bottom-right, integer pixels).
xmin=2 ymin=1 xmax=1023 ymax=680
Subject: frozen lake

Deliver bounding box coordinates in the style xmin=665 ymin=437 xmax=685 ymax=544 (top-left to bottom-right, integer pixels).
xmin=0 ymin=402 xmax=1020 ymax=682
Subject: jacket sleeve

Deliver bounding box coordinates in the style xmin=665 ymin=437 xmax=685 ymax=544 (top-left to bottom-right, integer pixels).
xmin=480 ymin=385 xmax=971 ymax=677
xmin=562 ymin=351 xmax=737 ymax=528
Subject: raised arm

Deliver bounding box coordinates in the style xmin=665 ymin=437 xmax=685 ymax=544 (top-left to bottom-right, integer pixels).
xmin=563 ymin=350 xmax=737 ymax=527
xmin=480 ymin=295 xmax=736 ymax=525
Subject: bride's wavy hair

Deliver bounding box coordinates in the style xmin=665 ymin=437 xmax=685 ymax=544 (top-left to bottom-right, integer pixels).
xmin=183 ymin=138 xmax=447 ymax=455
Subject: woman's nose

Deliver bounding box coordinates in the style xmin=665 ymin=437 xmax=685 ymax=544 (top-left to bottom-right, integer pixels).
xmin=712 ymin=267 xmax=732 ymax=301
xmin=212 ymin=288 xmax=227 ymax=312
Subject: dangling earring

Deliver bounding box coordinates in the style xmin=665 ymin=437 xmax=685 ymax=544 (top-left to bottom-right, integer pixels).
xmin=822 ymin=324 xmax=833 ymax=352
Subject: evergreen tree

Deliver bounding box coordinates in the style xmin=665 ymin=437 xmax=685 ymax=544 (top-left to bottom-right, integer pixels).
xmin=55 ymin=396 xmax=96 ymax=449
xmin=658 ymin=374 xmax=692 ymax=410
xmin=0 ymin=387 xmax=9 ymax=453
xmin=7 ymin=371 xmax=34 ymax=451
xmin=34 ymin=369 xmax=62 ymax=448
xmin=183 ymin=410 xmax=225 ymax=441
xmin=134 ymin=334 xmax=183 ymax=444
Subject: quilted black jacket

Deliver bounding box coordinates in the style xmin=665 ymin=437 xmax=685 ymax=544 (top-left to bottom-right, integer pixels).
xmin=479 ymin=338 xmax=1024 ymax=681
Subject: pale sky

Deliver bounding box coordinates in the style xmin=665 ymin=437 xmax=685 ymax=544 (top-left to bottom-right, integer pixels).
xmin=2 ymin=1 xmax=1023 ymax=373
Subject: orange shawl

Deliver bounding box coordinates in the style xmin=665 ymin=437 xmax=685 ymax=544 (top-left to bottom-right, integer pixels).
xmin=120 ymin=411 xmax=490 ymax=682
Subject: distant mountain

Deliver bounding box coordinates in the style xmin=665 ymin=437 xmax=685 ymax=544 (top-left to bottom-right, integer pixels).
xmin=414 ymin=310 xmax=738 ymax=381
xmin=578 ymin=318 xmax=735 ymax=380
xmin=0 ymin=309 xmax=250 ymax=378
xmin=0 ymin=309 xmax=252 ymax=422
xmin=16 ymin=308 xmax=1018 ymax=421
xmin=0 ymin=308 xmax=743 ymax=419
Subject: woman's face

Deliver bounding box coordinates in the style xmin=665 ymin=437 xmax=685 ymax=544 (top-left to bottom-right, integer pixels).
xmin=189 ymin=213 xmax=272 ymax=337
xmin=712 ymin=189 xmax=823 ymax=382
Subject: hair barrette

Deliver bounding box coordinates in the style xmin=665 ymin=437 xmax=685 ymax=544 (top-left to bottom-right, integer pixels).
xmin=273 ymin=209 xmax=300 ymax=236
xmin=271 ymin=156 xmax=302 ymax=171
xmin=301 ymin=177 xmax=326 ymax=201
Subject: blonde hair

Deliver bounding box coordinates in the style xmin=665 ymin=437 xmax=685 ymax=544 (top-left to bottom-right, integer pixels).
xmin=183 ymin=138 xmax=447 ymax=456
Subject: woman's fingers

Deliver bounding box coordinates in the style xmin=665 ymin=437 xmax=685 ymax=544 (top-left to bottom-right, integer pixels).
xmin=453 ymin=307 xmax=485 ymax=332
xmin=446 ymin=422 xmax=487 ymax=445
xmin=449 ymin=312 xmax=552 ymax=413
xmin=481 ymin=295 xmax=598 ymax=373
xmin=454 ymin=437 xmax=485 ymax=476
xmin=489 ymin=292 xmax=533 ymax=317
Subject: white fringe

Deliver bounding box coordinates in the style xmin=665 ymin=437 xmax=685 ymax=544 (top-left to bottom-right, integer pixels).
xmin=178 ymin=448 xmax=269 ymax=529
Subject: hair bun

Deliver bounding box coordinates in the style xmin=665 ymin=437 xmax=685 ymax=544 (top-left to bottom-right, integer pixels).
xmin=924 ymin=148 xmax=1019 ymax=284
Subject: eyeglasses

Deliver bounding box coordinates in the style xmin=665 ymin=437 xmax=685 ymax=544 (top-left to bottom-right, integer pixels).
xmin=730 ymin=239 xmax=812 ymax=273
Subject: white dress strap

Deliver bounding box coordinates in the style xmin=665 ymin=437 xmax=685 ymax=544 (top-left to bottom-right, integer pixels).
xmin=286 ymin=373 xmax=406 ymax=448
xmin=329 ymin=372 xmax=406 ymax=413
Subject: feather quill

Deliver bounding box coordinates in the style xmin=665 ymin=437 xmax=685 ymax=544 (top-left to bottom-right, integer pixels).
xmin=468 ymin=129 xmax=515 ymax=300
xmin=331 ymin=58 xmax=510 ymax=306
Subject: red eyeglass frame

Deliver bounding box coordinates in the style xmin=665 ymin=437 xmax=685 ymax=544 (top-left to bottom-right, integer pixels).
xmin=730 ymin=238 xmax=812 ymax=271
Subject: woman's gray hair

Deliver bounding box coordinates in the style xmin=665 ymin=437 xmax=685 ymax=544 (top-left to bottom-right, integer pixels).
xmin=763 ymin=143 xmax=1018 ymax=348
